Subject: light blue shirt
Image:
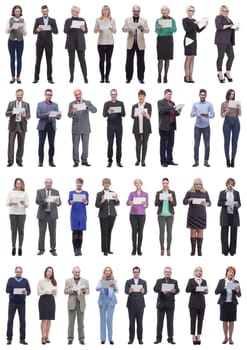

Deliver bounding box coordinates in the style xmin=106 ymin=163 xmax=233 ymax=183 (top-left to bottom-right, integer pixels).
xmin=191 ymin=100 xmax=215 ymax=128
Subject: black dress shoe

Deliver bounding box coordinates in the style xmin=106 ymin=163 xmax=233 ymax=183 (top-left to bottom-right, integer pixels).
xmin=222 ymin=339 xmax=228 ymax=344
xmin=42 ymin=338 xmax=46 ymax=344
xmin=137 ymin=250 xmax=142 ymax=256
xmin=68 ymin=339 xmax=73 ymax=345
xmin=45 ymin=338 xmax=50 ymax=343
xmin=79 ymin=339 xmax=85 ymax=344
xmin=38 ymin=162 xmax=43 ymax=167
xmin=105 ymin=78 xmax=110 ymax=83
xmin=217 ymin=74 xmax=225 ymax=83
xmin=109 ymin=341 xmax=114 ymax=345
xmin=226 ymin=159 xmax=230 ymax=167
xmin=224 ymin=73 xmax=233 ymax=82
xmin=73 ymin=162 xmax=79 ymax=167
xmin=126 ymin=80 xmax=131 ymax=83
xmin=163 ymin=76 xmax=168 ymax=83
xmin=101 ymin=340 xmax=105 ymax=344
xmin=135 ymin=161 xmax=140 ymax=166
xmin=167 ymin=339 xmax=176 ymax=344
xmin=139 ymin=340 xmax=143 ymax=344
xmin=7 ymin=161 xmax=13 ymax=167
xmin=128 ymin=340 xmax=133 ymax=344
xmin=37 ymin=250 xmax=44 ymax=255
xmin=69 ymin=78 xmax=74 ymax=83
xmin=84 ymin=78 xmax=88 ymax=84
xmin=230 ymin=159 xmax=234 ymax=167
xmin=154 ymin=340 xmax=161 ymax=344
xmin=108 ymin=251 xmax=113 ymax=254
xmin=48 ymin=80 xmax=55 ymax=84
xmin=131 ymin=250 xmax=136 ymax=256
xmin=100 ymin=79 xmax=104 ymax=83
xmin=196 ymin=340 xmax=201 ymax=345
xmin=12 ymin=248 xmax=16 ymax=256
xmin=107 ymin=162 xmax=112 ymax=168
xmin=16 ymin=161 xmax=23 ymax=167
xmin=139 ymin=80 xmax=144 ymax=84
xmin=20 ymin=340 xmax=28 ymax=345
xmin=7 ymin=339 xmax=12 ymax=345
xmin=82 ymin=161 xmax=91 ymax=166
xmin=117 ymin=162 xmax=123 ymax=167
xmin=50 ymin=249 xmax=57 ymax=256
xmin=104 ymin=252 xmax=108 ymax=256
xmin=141 ymin=161 xmax=146 ymax=167
xmin=16 ymin=79 xmax=22 ymax=84
xmin=18 ymin=248 xmax=22 ymax=256
xmin=10 ymin=78 xmax=15 ymax=84
xmin=161 ymin=163 xmax=168 ymax=167
xmin=32 ymin=79 xmax=39 ymax=83
xmin=169 ymin=161 xmax=178 ymax=165
xmin=49 ymin=161 xmax=56 ymax=167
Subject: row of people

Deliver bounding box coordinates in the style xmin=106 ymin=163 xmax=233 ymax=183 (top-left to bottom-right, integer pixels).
xmin=6 ymin=4 xmax=238 ymax=84
xmin=6 ymin=87 xmax=241 ymax=168
xmin=5 ymin=265 xmax=241 ymax=346
xmin=6 ymin=177 xmax=241 ymax=257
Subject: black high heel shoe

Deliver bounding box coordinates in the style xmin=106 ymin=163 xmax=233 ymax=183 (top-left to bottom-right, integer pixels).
xmin=217 ymin=74 xmax=225 ymax=83
xmin=224 ymin=73 xmax=233 ymax=82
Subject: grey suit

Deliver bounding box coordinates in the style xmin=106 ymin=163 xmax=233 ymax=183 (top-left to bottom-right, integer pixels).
xmin=64 ymin=277 xmax=89 ymax=341
xmin=5 ymin=100 xmax=31 ymax=164
xmin=68 ymin=99 xmax=97 ymax=163
xmin=36 ymin=187 xmax=61 ymax=252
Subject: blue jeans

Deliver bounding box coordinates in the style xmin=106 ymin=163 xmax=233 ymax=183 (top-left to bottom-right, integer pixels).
xmin=8 ymin=39 xmax=24 ymax=77
xmin=194 ymin=126 xmax=210 ymax=161
xmin=99 ymin=302 xmax=115 ymax=341
xmin=223 ymin=117 xmax=240 ymax=160
xmin=159 ymin=127 xmax=175 ymax=165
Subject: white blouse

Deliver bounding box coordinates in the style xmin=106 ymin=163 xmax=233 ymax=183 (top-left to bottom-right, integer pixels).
xmin=37 ymin=278 xmax=57 ymax=296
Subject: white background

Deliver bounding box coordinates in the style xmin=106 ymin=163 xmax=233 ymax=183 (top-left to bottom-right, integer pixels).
xmin=0 ymin=0 xmax=246 ymax=349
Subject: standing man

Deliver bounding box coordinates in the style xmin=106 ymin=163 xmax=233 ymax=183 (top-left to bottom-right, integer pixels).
xmin=6 ymin=266 xmax=31 ymax=345
xmin=191 ymin=89 xmax=215 ymax=167
xmin=5 ymin=89 xmax=30 ymax=167
xmin=103 ymin=89 xmax=126 ymax=167
xmin=158 ymin=89 xmax=182 ymax=167
xmin=36 ymin=88 xmax=61 ymax=167
xmin=64 ymin=266 xmax=90 ymax=345
xmin=125 ymin=266 xmax=147 ymax=345
xmin=32 ymin=5 xmax=58 ymax=84
xmin=153 ymin=266 xmax=180 ymax=345
xmin=217 ymin=177 xmax=241 ymax=256
xmin=36 ymin=178 xmax=61 ymax=256
xmin=68 ymin=89 xmax=97 ymax=167
xmin=122 ymin=5 xmax=149 ymax=83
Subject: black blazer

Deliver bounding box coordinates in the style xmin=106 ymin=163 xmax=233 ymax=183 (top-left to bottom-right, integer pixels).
xmin=215 ymin=278 xmax=241 ymax=305
xmin=131 ymin=102 xmax=152 ymax=135
xmin=154 ymin=189 xmax=177 ymax=215
xmin=95 ymin=190 xmax=120 ymax=217
xmin=186 ymin=278 xmax=207 ymax=309
xmin=154 ymin=278 xmax=179 ymax=309
xmin=158 ymin=99 xmax=180 ymax=131
xmin=6 ymin=101 xmax=31 ymax=132
xmin=64 ymin=17 xmax=88 ymax=50
xmin=218 ymin=190 xmax=241 ymax=226
xmin=215 ymin=15 xmax=234 ymax=45
xmin=33 ymin=17 xmax=58 ymax=44
xmin=125 ymin=278 xmax=147 ymax=309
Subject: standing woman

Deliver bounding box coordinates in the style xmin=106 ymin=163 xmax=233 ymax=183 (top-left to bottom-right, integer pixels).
xmin=95 ymin=178 xmax=120 ymax=256
xmin=221 ymin=89 xmax=241 ymax=167
xmin=126 ymin=179 xmax=148 ymax=256
xmin=155 ymin=5 xmax=177 ymax=83
xmin=37 ymin=266 xmax=57 ymax=344
xmin=6 ymin=178 xmax=29 ymax=256
xmin=215 ymin=266 xmax=241 ymax=345
xmin=182 ymin=6 xmax=207 ymax=83
xmin=68 ymin=178 xmax=89 ymax=256
xmin=94 ymin=5 xmax=116 ymax=83
xmin=215 ymin=5 xmax=239 ymax=83
xmin=6 ymin=5 xmax=27 ymax=83
xmin=183 ymin=178 xmax=211 ymax=256
xmin=131 ymin=89 xmax=152 ymax=166
xmin=186 ymin=266 xmax=208 ymax=345
xmin=96 ymin=266 xmax=118 ymax=345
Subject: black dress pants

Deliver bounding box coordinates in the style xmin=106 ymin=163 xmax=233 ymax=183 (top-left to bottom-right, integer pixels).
xmin=125 ymin=41 xmax=145 ymax=81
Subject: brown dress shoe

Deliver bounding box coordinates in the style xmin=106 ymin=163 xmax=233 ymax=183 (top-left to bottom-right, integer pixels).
xmin=167 ymin=249 xmax=171 ymax=256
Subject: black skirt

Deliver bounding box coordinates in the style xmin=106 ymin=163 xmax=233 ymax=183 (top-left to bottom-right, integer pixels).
xmin=39 ymin=294 xmax=56 ymax=320
xmin=184 ymin=36 xmax=197 ymax=56
xmin=220 ymin=302 xmax=237 ymax=322
xmin=187 ymin=215 xmax=206 ymax=229
xmin=157 ymin=36 xmax=174 ymax=60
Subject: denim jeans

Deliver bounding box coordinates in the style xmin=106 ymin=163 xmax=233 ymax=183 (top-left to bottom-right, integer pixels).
xmin=194 ymin=126 xmax=210 ymax=161
xmin=8 ymin=39 xmax=24 ymax=77
xmin=223 ymin=117 xmax=240 ymax=160
xmin=99 ymin=301 xmax=115 ymax=341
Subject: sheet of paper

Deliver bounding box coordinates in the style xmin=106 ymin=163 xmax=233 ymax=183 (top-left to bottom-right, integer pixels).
xmin=111 ymin=106 xmax=122 ymax=113
xmin=73 ymin=193 xmax=86 ymax=202
xmin=39 ymin=24 xmax=51 ymax=31
xmin=101 ymin=280 xmax=114 ymax=288
xmin=13 ymin=107 xmax=21 ymax=114
xmin=185 ymin=37 xmax=194 ymax=46
xmin=158 ymin=19 xmax=172 ymax=28
xmin=73 ymin=103 xmax=86 ymax=111
xmin=228 ymin=100 xmax=240 ymax=108
xmin=47 ymin=195 xmax=59 ymax=203
xmin=49 ymin=111 xmax=62 ymax=117
xmin=71 ymin=20 xmax=85 ymax=29
xmin=175 ymin=104 xmax=185 ymax=111
xmin=192 ymin=198 xmax=203 ymax=205
xmin=129 ymin=22 xmax=139 ymax=30
xmin=104 ymin=191 xmax=116 ymax=200
xmin=12 ymin=23 xmax=22 ymax=29
xmin=198 ymin=17 xmax=208 ymax=29
xmin=131 ymin=284 xmax=143 ymax=292
xmin=162 ymin=283 xmax=174 ymax=292
xmin=10 ymin=195 xmax=25 ymax=204
xmin=196 ymin=286 xmax=207 ymax=292
xmin=159 ymin=192 xmax=170 ymax=200
xmin=231 ymin=23 xmax=240 ymax=29
xmin=99 ymin=23 xmax=112 ymax=30
xmin=13 ymin=288 xmax=26 ymax=295
xmin=226 ymin=282 xmax=239 ymax=290
xmin=133 ymin=197 xmax=146 ymax=205
xmin=134 ymin=107 xmax=147 ymax=117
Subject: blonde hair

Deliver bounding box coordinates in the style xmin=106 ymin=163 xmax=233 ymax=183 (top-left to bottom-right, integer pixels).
xmin=134 ymin=178 xmax=143 ymax=186
xmin=220 ymin=5 xmax=229 ymax=15
xmin=193 ymin=266 xmax=203 ymax=276
xmin=161 ymin=5 xmax=170 ymax=14
xmin=186 ymin=5 xmax=195 ymax=12
xmin=189 ymin=178 xmax=206 ymax=192
xmin=71 ymin=5 xmax=80 ymax=13
xmin=101 ymin=5 xmax=111 ymax=20
xmin=102 ymin=266 xmax=114 ymax=280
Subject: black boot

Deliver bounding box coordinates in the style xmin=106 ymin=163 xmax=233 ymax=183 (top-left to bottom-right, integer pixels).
xmin=197 ymin=238 xmax=203 ymax=256
xmin=190 ymin=238 xmax=196 ymax=256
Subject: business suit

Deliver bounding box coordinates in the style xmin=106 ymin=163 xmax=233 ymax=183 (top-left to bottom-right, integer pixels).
xmin=131 ymin=102 xmax=152 ymax=164
xmin=122 ymin=17 xmax=149 ymax=82
xmin=217 ymin=190 xmax=241 ymax=255
xmin=215 ymin=278 xmax=241 ymax=321
xmin=5 ymin=100 xmax=30 ymax=165
xmin=95 ymin=190 xmax=119 ymax=254
xmin=158 ymin=98 xmax=180 ymax=166
xmin=154 ymin=190 xmax=176 ymax=251
xmin=68 ymin=99 xmax=97 ymax=164
xmin=125 ymin=278 xmax=147 ymax=342
xmin=64 ymin=277 xmax=89 ymax=341
xmin=36 ymin=100 xmax=60 ymax=165
xmin=36 ymin=187 xmax=61 ymax=253
xmin=186 ymin=278 xmax=207 ymax=335
xmin=64 ymin=17 xmax=88 ymax=82
xmin=154 ymin=277 xmax=179 ymax=342
xmin=33 ymin=16 xmax=58 ymax=81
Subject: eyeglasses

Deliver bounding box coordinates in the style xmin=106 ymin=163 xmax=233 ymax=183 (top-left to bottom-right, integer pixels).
xmin=46 ymin=93 xmax=53 ymax=96
xmin=194 ymin=183 xmax=202 ymax=186
xmin=188 ymin=9 xmax=195 ymax=12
